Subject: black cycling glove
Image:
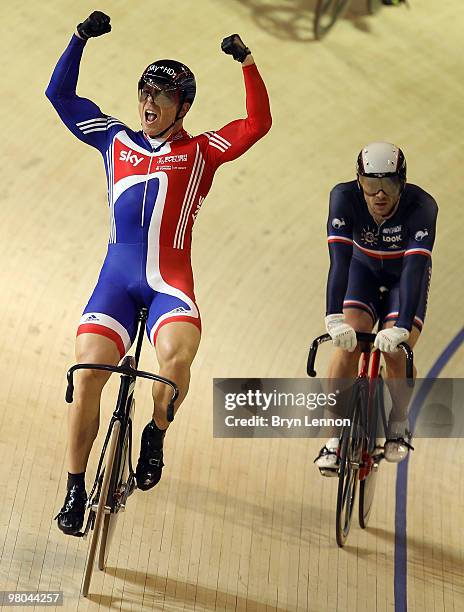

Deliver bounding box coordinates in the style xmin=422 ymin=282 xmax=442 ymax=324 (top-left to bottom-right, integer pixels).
xmin=77 ymin=11 xmax=111 ymax=40
xmin=221 ymin=34 xmax=251 ymax=63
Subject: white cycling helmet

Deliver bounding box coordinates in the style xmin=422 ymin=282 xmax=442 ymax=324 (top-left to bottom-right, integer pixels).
xmin=357 ymin=142 xmax=407 ymax=179
xmin=356 ymin=142 xmax=407 ymax=197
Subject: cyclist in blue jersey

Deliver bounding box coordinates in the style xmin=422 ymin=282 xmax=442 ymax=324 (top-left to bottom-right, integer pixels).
xmin=315 ymin=142 xmax=437 ymax=475
xmin=47 ymin=12 xmax=271 ymax=534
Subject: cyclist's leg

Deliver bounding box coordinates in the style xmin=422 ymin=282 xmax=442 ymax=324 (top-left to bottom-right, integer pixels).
xmin=381 ymin=263 xmax=431 ymax=420
xmin=70 ymin=287 xmax=138 ymax=472
xmin=328 ymin=259 xmax=378 ymax=410
xmin=316 ymin=259 xmax=378 ymax=472
xmin=57 ymin=334 xmax=124 ymax=536
xmin=380 ymin=319 xmax=419 ymax=461
xmin=135 ymin=291 xmax=201 ymax=490
xmin=146 ymin=291 xmax=201 ymax=427
xmin=379 ymin=266 xmax=430 ymax=460
xmin=68 ymin=334 xmax=120 ymax=474
xmin=328 ymin=257 xmax=379 ymax=379
xmin=316 ymin=308 xmax=373 ymax=472
xmin=56 ymin=274 xmax=137 ymax=534
xmin=152 ymin=321 xmax=201 ymax=427
xmin=380 ymin=321 xmax=420 ymax=419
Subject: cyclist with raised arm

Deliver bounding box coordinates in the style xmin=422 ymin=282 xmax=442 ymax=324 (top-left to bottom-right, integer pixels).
xmin=47 ymin=11 xmax=271 ymax=535
xmin=315 ymin=142 xmax=437 ymax=475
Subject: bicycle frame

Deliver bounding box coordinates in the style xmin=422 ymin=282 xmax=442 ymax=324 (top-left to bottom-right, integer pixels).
xmin=308 ymin=331 xmax=413 ymax=467
xmin=308 ymin=330 xmax=414 ymax=545
xmin=357 ymin=342 xmax=382 ymax=479
xmin=64 ymin=308 xmax=179 ymax=537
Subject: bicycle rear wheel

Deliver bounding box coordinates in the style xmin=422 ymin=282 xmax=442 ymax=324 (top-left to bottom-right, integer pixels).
xmin=359 ymin=376 xmax=384 ymax=528
xmin=336 ymin=381 xmax=362 ymax=547
xmin=314 ymin=0 xmax=351 ymax=40
xmin=82 ymin=420 xmax=120 ymax=597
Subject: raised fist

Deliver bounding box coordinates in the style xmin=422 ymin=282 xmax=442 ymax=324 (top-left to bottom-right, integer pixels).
xmin=77 ymin=11 xmax=111 ymax=40
xmin=221 ymin=34 xmax=251 ymax=63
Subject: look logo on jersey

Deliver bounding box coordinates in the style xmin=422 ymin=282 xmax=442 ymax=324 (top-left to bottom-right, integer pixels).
xmin=382 ymin=225 xmax=402 ymax=245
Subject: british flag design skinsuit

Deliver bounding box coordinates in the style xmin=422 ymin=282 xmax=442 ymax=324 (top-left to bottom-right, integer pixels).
xmin=326 ymin=181 xmax=438 ymax=332
xmin=46 ymin=35 xmax=271 ymax=357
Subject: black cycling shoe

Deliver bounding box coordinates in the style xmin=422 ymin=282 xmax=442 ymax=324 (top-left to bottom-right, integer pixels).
xmin=136 ymin=420 xmax=166 ymax=491
xmin=54 ymin=484 xmax=87 ymax=536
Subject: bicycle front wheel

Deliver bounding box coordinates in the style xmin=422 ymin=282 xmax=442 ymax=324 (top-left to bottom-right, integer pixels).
xmin=314 ymin=0 xmax=351 ymax=40
xmin=82 ymin=420 xmax=121 ymax=597
xmin=359 ymin=376 xmax=384 ymax=528
xmin=98 ymin=428 xmax=131 ymax=571
xmin=336 ymin=381 xmax=362 ymax=547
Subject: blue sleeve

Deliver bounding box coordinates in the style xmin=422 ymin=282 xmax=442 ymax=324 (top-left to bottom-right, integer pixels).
xmin=45 ymin=35 xmax=110 ymax=152
xmin=396 ymin=194 xmax=438 ymax=330
xmin=326 ymin=186 xmax=354 ymax=315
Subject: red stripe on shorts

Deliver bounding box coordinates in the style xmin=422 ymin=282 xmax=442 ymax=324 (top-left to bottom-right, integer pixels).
xmin=77 ymin=323 xmax=125 ymax=359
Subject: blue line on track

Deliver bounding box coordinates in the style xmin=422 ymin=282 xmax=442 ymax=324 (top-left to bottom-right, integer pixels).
xmin=394 ymin=327 xmax=464 ymax=612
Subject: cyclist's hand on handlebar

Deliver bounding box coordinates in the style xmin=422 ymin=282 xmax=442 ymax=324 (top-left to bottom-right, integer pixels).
xmin=325 ymin=314 xmax=357 ymax=352
xmin=221 ymin=34 xmax=251 ymax=63
xmin=374 ymin=327 xmax=409 ymax=353
xmin=77 ymin=11 xmax=111 ymax=40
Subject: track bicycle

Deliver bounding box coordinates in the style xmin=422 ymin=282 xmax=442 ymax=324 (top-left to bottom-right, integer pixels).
xmin=64 ymin=307 xmax=179 ymax=596
xmin=314 ymin=0 xmax=407 ymax=41
xmin=307 ymin=300 xmax=414 ymax=546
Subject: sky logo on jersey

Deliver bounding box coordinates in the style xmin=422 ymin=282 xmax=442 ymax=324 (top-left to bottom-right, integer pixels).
xmin=119 ymin=149 xmax=145 ymax=167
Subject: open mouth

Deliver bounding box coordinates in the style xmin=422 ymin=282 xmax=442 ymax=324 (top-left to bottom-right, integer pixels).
xmin=144 ymin=110 xmax=158 ymax=124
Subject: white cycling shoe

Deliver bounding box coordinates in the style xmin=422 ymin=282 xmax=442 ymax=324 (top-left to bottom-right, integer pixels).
xmin=384 ymin=420 xmax=414 ymax=463
xmin=314 ymin=437 xmax=340 ymax=476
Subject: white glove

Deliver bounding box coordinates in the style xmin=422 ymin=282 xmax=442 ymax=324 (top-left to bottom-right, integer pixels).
xmin=374 ymin=327 xmax=409 ymax=353
xmin=325 ymin=314 xmax=357 ymax=352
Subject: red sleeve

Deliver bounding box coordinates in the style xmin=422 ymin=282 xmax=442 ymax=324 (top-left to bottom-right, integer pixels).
xmin=204 ymin=63 xmax=272 ymax=168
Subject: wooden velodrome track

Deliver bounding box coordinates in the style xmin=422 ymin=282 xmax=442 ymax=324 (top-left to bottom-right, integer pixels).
xmin=1 ymin=0 xmax=463 ymax=610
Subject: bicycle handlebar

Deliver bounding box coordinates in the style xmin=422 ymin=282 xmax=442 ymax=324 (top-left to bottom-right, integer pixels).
xmin=306 ymin=332 xmax=414 ymax=383
xmin=65 ymin=363 xmax=180 ymax=422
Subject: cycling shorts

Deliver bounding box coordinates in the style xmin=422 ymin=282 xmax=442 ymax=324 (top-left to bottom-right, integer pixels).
xmin=343 ymin=257 xmax=432 ymax=331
